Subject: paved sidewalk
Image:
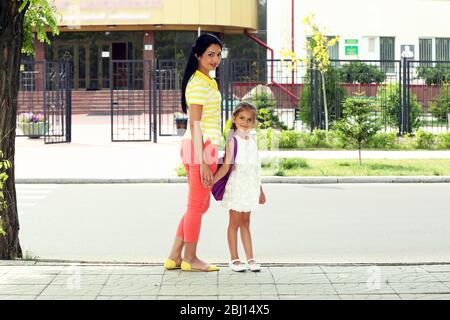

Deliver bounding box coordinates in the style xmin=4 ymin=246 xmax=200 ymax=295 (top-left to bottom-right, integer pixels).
xmin=1 ymin=260 xmax=450 ymax=300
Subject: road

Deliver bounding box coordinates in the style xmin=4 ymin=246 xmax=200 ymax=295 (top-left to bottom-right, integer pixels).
xmin=16 ymin=183 xmax=450 ymax=264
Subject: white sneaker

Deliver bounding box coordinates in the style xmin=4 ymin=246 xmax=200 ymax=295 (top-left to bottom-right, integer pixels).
xmin=228 ymin=259 xmax=247 ymax=272
xmin=246 ymin=258 xmax=261 ymax=272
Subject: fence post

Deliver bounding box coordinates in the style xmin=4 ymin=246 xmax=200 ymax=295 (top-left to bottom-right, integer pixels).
xmin=402 ymin=57 xmax=407 ymax=135
xmin=313 ymin=64 xmax=320 ymax=131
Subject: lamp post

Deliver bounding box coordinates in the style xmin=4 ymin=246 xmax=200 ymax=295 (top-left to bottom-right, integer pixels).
xmin=220 ymin=46 xmax=230 ymax=132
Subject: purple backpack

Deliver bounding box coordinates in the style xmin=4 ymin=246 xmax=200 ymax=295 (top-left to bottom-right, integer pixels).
xmin=211 ymin=137 xmax=238 ymax=201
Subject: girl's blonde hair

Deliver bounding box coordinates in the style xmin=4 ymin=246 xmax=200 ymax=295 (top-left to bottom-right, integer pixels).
xmin=231 ymin=102 xmax=258 ymax=131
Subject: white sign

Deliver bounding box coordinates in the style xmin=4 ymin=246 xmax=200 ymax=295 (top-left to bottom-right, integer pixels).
xmin=102 ymin=51 xmax=110 ymax=58
xmin=144 ymin=44 xmax=153 ymax=51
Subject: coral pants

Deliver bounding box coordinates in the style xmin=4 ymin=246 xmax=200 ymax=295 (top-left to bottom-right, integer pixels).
xmin=176 ymin=139 xmax=218 ymax=243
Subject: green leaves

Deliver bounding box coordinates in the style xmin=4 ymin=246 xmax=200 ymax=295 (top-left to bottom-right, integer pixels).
xmin=0 ymin=150 xmax=11 ymax=213
xmin=21 ymin=0 xmax=60 ymax=56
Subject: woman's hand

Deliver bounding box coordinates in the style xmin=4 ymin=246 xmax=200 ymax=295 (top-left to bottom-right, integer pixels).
xmin=259 ymin=189 xmax=266 ymax=204
xmin=200 ymin=163 xmax=213 ymax=188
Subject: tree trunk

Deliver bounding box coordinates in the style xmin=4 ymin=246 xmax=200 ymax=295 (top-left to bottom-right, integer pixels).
xmin=320 ymin=72 xmax=329 ymax=141
xmin=0 ymin=1 xmax=28 ymax=259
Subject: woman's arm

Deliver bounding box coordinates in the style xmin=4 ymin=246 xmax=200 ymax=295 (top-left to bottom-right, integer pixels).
xmin=189 ymin=104 xmax=213 ymax=187
xmin=212 ymin=138 xmax=235 ymax=185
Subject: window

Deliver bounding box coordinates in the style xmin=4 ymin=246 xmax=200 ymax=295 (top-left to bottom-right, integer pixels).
xmin=380 ymin=37 xmax=395 ymax=73
xmin=419 ymin=39 xmax=433 ymax=61
xmin=436 ymin=38 xmax=450 ymax=61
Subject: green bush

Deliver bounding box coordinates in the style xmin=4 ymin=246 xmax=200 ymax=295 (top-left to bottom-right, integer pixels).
xmin=304 ymin=129 xmax=330 ymax=148
xmin=367 ymin=132 xmax=399 ymax=149
xmin=414 ymin=130 xmax=435 ymax=149
xmin=429 ymin=85 xmax=450 ymax=121
xmin=417 ymin=64 xmax=450 ymax=85
xmin=436 ymin=132 xmax=450 ymax=149
xmin=257 ymin=128 xmax=277 ymax=151
xmin=280 ymin=158 xmax=309 ymax=170
xmin=338 ymin=61 xmax=387 ymax=84
xmin=376 ymin=84 xmax=422 ymax=132
xmin=279 ymin=130 xmax=300 ymax=149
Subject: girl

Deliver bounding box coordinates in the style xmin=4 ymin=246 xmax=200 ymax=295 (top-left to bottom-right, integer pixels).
xmin=164 ymin=33 xmax=223 ymax=272
xmin=213 ymin=102 xmax=266 ymax=272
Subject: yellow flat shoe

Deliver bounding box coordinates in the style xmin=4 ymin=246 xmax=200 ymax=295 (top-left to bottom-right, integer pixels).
xmin=181 ymin=261 xmax=220 ymax=272
xmin=164 ymin=258 xmax=180 ymax=270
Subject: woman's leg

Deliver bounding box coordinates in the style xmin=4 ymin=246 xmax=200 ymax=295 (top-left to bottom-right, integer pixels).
xmin=227 ymin=210 xmax=242 ymax=262
xmin=240 ymin=212 xmax=254 ymax=261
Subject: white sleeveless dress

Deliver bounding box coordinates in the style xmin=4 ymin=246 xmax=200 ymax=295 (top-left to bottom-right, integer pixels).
xmin=221 ymin=134 xmax=261 ymax=212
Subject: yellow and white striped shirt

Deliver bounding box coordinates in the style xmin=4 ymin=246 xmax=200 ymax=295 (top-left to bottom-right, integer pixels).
xmin=183 ymin=70 xmax=222 ymax=146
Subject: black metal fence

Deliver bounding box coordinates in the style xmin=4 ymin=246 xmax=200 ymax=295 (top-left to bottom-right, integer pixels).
xmin=17 ymin=61 xmax=71 ymax=144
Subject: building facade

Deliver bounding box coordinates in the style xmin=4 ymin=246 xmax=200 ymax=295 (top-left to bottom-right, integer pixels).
xmin=268 ymin=0 xmax=450 ymax=63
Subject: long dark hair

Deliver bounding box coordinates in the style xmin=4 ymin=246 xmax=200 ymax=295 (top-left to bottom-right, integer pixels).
xmin=181 ymin=33 xmax=223 ymax=113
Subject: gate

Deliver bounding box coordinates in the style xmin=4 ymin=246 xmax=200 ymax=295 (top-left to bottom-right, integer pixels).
xmin=110 ymin=60 xmax=156 ymax=142
xmin=17 ymin=60 xmax=72 ymax=144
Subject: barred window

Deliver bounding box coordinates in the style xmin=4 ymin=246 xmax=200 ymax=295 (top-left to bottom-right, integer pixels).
xmin=419 ymin=39 xmax=433 ymax=61
xmin=436 ymin=38 xmax=450 ymax=61
xmin=380 ymin=37 xmax=395 ymax=73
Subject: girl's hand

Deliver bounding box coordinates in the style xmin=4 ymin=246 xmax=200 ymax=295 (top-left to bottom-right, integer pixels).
xmin=200 ymin=163 xmax=213 ymax=188
xmin=259 ymin=191 xmax=266 ymax=204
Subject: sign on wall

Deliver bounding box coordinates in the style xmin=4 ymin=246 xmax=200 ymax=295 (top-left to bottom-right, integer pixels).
xmin=401 ymin=45 xmax=415 ymax=59
xmin=345 ymin=39 xmax=359 ymax=56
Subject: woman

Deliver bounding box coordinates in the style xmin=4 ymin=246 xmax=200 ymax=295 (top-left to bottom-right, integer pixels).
xmin=164 ymin=33 xmax=223 ymax=272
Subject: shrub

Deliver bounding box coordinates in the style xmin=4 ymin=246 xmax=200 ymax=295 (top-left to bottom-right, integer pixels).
xmin=280 ymin=158 xmax=309 ymax=170
xmin=417 ymin=64 xmax=450 ymax=85
xmin=304 ymin=129 xmax=329 ymax=148
xmin=414 ymin=130 xmax=435 ymax=149
xmin=367 ymin=132 xmax=399 ymax=149
xmin=338 ymin=61 xmax=386 ymax=84
xmin=436 ymin=132 xmax=450 ymax=149
xmin=429 ymin=85 xmax=450 ymax=121
xmin=279 ymin=130 xmax=300 ymax=149
xmin=253 ymin=93 xmax=287 ymax=130
xmin=376 ymin=84 xmax=422 ymax=132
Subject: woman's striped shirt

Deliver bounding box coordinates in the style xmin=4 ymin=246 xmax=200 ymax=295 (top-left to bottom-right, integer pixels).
xmin=183 ymin=70 xmax=222 ymax=146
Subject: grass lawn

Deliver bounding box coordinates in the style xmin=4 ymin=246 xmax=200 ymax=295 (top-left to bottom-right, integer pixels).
xmin=262 ymin=159 xmax=450 ymax=176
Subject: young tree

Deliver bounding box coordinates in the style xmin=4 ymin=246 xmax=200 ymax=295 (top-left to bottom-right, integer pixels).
xmin=281 ymin=14 xmax=339 ymax=140
xmin=0 ymin=0 xmax=58 ymax=259
xmin=333 ymin=97 xmax=381 ymax=165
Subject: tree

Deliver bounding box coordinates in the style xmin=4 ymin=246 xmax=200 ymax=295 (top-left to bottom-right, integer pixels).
xmin=0 ymin=0 xmax=58 ymax=259
xmin=333 ymin=96 xmax=381 ymax=165
xmin=281 ymin=14 xmax=339 ymax=140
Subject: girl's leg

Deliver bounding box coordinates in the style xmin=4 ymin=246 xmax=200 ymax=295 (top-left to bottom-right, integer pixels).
xmin=227 ymin=210 xmax=242 ymax=262
xmin=240 ymin=212 xmax=254 ymax=261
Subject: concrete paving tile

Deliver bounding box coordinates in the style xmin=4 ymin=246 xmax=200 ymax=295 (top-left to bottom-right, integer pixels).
xmin=432 ymin=273 xmax=450 ymax=282
xmin=399 ymin=294 xmax=450 ymax=300
xmin=100 ymin=282 xmax=161 ymax=296
xmin=163 ymin=273 xmax=218 ymax=285
xmin=279 ymin=295 xmax=340 ymax=300
xmin=339 ymin=294 xmax=401 ymax=300
xmin=272 ymin=272 xmax=330 ymax=284
xmin=276 ymin=284 xmax=336 ymax=295
xmin=51 ymin=274 xmax=110 ymax=285
xmin=96 ymin=296 xmax=158 ymax=300
xmin=0 ymin=261 xmax=36 ymax=266
xmin=377 ymin=266 xmax=427 ymax=274
xmin=158 ymin=284 xmax=218 ymax=296
xmin=158 ymin=295 xmax=218 ymax=300
xmin=385 ymin=273 xmax=441 ymax=283
xmin=320 ymin=266 xmax=372 ymax=274
xmin=111 ymin=266 xmax=165 ymax=275
xmin=36 ymin=295 xmax=98 ymax=300
xmin=6 ymin=266 xmax=62 ymax=275
xmin=106 ymin=274 xmax=163 ymax=286
xmin=327 ymin=272 xmax=375 ymax=284
xmin=389 ymin=282 xmax=450 ymax=294
xmin=60 ymin=266 xmax=115 ymax=275
xmin=0 ymin=295 xmax=37 ymax=300
xmin=269 ymin=266 xmax=324 ymax=274
xmin=0 ymin=284 xmax=48 ymax=295
xmin=218 ymin=284 xmax=278 ymax=296
xmin=218 ymin=295 xmax=279 ymax=300
xmin=218 ymin=272 xmax=274 ymax=285
xmin=39 ymin=284 xmax=104 ymax=296
xmin=419 ymin=265 xmax=450 ymax=272
xmin=333 ymin=282 xmax=396 ymax=295
xmin=0 ymin=273 xmax=55 ymax=285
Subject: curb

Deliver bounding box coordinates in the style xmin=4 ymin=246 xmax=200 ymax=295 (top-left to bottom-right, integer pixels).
xmin=15 ymin=176 xmax=450 ymax=184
